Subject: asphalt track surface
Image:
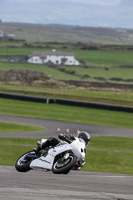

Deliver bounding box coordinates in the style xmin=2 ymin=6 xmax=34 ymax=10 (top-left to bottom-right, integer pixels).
xmin=0 ymin=114 xmax=133 ymax=200
xmin=0 ymin=114 xmax=133 ymax=138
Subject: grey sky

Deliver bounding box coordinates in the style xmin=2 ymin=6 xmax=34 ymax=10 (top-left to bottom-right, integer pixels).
xmin=61 ymin=0 xmax=121 ymax=6
xmin=0 ymin=0 xmax=133 ymax=29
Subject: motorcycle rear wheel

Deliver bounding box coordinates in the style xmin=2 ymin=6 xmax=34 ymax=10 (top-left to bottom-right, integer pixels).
xmin=52 ymin=154 xmax=77 ymax=174
xmin=15 ymin=151 xmax=35 ymax=172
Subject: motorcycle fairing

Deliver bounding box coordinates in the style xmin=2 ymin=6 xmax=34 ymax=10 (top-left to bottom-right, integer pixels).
xmin=30 ymin=143 xmax=72 ymax=170
xmin=69 ymin=138 xmax=86 ymax=160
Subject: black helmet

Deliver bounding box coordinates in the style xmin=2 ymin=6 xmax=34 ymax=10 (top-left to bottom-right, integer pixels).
xmin=77 ymin=131 xmax=90 ymax=145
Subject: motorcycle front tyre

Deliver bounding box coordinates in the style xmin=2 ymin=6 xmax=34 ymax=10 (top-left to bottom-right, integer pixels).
xmin=15 ymin=151 xmax=34 ymax=172
xmin=52 ymin=154 xmax=77 ymax=174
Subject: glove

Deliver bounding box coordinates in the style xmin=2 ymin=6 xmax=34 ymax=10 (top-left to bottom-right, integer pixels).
xmin=58 ymin=133 xmax=66 ymax=140
xmin=68 ymin=135 xmax=75 ymax=141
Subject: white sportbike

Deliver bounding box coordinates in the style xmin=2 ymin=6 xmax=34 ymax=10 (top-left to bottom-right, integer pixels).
xmin=15 ymin=135 xmax=86 ymax=174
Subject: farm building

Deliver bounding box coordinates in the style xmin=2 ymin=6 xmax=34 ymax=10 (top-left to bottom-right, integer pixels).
xmin=28 ymin=50 xmax=80 ymax=66
xmin=0 ymin=31 xmax=15 ymax=41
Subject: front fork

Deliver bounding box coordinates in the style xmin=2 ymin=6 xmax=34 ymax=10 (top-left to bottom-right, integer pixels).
xmin=64 ymin=150 xmax=70 ymax=159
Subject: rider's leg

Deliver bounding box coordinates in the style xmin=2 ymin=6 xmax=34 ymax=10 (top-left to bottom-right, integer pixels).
xmin=42 ymin=137 xmax=59 ymax=149
xmin=34 ymin=137 xmax=59 ymax=153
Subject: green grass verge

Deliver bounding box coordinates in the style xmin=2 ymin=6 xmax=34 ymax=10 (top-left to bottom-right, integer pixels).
xmin=0 ymin=144 xmax=34 ymax=166
xmin=0 ymin=121 xmax=44 ymax=133
xmin=83 ymin=149 xmax=133 ymax=175
xmin=0 ymin=138 xmax=40 ymax=144
xmin=1 ymin=136 xmax=133 ymax=150
xmin=1 ymin=137 xmax=133 ymax=174
xmin=0 ymin=98 xmax=133 ymax=129
xmin=83 ymin=136 xmax=133 ymax=174
xmin=0 ymin=83 xmax=133 ymax=106
xmin=0 ymin=85 xmax=132 ymax=108
xmin=89 ymin=136 xmax=133 ymax=150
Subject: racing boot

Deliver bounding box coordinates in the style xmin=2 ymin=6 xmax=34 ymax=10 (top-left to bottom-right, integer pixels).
xmin=33 ymin=140 xmax=50 ymax=153
xmin=33 ymin=141 xmax=42 ymax=153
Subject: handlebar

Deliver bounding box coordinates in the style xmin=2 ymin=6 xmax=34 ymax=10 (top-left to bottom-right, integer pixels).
xmin=58 ymin=134 xmax=72 ymax=144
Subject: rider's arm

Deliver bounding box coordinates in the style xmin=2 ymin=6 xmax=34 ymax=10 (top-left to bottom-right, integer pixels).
xmin=67 ymin=135 xmax=76 ymax=141
xmin=58 ymin=133 xmax=73 ymax=144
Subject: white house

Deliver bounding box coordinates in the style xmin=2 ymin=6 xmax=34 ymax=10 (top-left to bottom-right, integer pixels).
xmin=0 ymin=31 xmax=15 ymax=41
xmin=28 ymin=50 xmax=80 ymax=66
xmin=0 ymin=31 xmax=4 ymax=39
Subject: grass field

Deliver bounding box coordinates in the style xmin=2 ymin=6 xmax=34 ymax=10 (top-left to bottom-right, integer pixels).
xmin=0 ymin=137 xmax=133 ymax=174
xmin=0 ymin=121 xmax=44 ymax=133
xmin=0 ymin=61 xmax=78 ymax=80
xmin=1 ymin=60 xmax=133 ymax=82
xmin=0 ymin=83 xmax=133 ymax=107
xmin=84 ymin=149 xmax=133 ymax=174
xmin=1 ymin=47 xmax=133 ymax=66
xmin=0 ymin=98 xmax=133 ymax=129
xmin=0 ymin=60 xmax=133 ymax=87
xmin=74 ymin=49 xmax=133 ymax=66
xmin=0 ymin=45 xmax=133 ymax=107
xmin=1 ymin=23 xmax=133 ymax=44
xmin=65 ymin=66 xmax=133 ymax=80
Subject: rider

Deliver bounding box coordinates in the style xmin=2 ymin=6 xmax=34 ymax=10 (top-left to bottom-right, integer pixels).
xmin=33 ymin=131 xmax=90 ymax=170
xmin=34 ymin=131 xmax=90 ymax=155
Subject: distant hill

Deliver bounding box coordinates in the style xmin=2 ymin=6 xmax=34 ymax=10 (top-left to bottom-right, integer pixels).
xmin=1 ymin=22 xmax=133 ymax=45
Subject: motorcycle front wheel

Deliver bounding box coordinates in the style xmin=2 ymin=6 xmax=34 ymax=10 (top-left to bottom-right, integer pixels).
xmin=52 ymin=154 xmax=77 ymax=174
xmin=15 ymin=151 xmax=36 ymax=172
